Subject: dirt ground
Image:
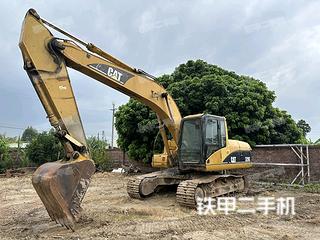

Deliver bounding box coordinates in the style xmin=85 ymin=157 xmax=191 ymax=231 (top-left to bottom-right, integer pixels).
xmin=0 ymin=173 xmax=319 ymax=240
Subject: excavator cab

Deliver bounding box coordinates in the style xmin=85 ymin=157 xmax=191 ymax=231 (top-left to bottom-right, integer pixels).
xmin=178 ymin=113 xmax=252 ymax=173
xmin=178 ymin=114 xmax=227 ymax=166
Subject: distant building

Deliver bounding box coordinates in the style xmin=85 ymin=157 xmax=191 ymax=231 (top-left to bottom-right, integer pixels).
xmin=8 ymin=142 xmax=29 ymax=149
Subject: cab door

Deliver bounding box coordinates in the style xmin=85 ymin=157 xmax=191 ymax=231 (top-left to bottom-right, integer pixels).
xmin=204 ymin=117 xmax=227 ymax=160
xmin=179 ymin=118 xmax=202 ymax=164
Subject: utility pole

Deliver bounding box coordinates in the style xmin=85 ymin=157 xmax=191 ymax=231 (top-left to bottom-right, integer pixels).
xmin=109 ymin=103 xmax=117 ymax=149
xmin=102 ymin=130 xmax=105 ymax=142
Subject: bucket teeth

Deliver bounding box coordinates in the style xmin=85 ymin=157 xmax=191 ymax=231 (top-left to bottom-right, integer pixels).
xmin=32 ymin=159 xmax=95 ymax=230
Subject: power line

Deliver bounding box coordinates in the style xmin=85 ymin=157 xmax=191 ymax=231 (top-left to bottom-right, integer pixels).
xmin=0 ymin=125 xmax=24 ymax=130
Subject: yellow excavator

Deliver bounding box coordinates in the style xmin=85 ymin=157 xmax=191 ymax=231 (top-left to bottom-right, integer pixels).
xmin=19 ymin=9 xmax=252 ymax=230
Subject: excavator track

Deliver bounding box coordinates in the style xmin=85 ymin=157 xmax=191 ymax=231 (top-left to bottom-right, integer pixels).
xmin=176 ymin=175 xmax=246 ymax=208
xmin=127 ymin=177 xmax=144 ymax=199
xmin=127 ymin=168 xmax=191 ymax=199
xmin=176 ymin=181 xmax=199 ymax=207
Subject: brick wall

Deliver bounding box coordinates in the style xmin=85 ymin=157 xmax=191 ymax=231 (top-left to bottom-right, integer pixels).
xmin=251 ymin=145 xmax=320 ymax=183
xmin=106 ymin=148 xmax=130 ymax=168
xmin=106 ymin=146 xmax=320 ymax=183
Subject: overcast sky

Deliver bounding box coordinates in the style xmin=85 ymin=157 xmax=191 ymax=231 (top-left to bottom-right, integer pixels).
xmin=0 ymin=0 xmax=319 ymax=143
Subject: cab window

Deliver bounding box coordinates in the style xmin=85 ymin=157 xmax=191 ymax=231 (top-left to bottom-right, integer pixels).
xmin=179 ymin=119 xmax=202 ymax=163
xmin=205 ymin=119 xmax=218 ymax=145
xmin=220 ymin=120 xmax=226 ymax=147
xmin=205 ymin=119 xmax=220 ymax=158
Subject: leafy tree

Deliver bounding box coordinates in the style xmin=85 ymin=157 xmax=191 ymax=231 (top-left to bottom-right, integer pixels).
xmin=115 ymin=100 xmax=162 ymax=163
xmin=87 ymin=137 xmax=110 ymax=171
xmin=0 ymin=137 xmax=11 ymax=172
xmin=115 ymin=60 xmax=303 ymax=162
xmin=25 ymin=130 xmax=64 ymax=165
xmin=297 ymin=119 xmax=311 ymax=137
xmin=21 ymin=126 xmax=38 ymax=142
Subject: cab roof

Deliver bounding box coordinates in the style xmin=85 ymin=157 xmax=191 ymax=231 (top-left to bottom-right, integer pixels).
xmin=182 ymin=113 xmax=226 ymax=121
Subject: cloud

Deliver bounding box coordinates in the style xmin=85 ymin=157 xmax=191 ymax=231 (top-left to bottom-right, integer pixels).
xmin=0 ymin=0 xmax=319 ymax=141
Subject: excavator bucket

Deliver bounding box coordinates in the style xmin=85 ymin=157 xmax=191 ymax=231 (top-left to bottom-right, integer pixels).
xmin=32 ymin=159 xmax=95 ymax=230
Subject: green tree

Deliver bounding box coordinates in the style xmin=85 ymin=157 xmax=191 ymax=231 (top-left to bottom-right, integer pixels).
xmin=21 ymin=126 xmax=38 ymax=142
xmin=115 ymin=60 xmax=303 ymax=162
xmin=115 ymin=100 xmax=161 ymax=163
xmin=25 ymin=130 xmax=64 ymax=165
xmin=297 ymin=119 xmax=311 ymax=137
xmin=87 ymin=137 xmax=110 ymax=171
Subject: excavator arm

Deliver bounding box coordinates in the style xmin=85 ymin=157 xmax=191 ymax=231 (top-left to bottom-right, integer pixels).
xmin=19 ymin=9 xmax=181 ymax=229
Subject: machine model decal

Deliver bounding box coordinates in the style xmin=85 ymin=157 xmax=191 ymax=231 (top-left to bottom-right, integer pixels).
xmin=223 ymin=151 xmax=251 ymax=163
xmin=88 ymin=63 xmax=134 ymax=84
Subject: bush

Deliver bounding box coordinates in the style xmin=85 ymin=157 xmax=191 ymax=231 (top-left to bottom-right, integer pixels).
xmin=21 ymin=126 xmax=38 ymax=142
xmin=87 ymin=137 xmax=111 ymax=171
xmin=25 ymin=130 xmax=64 ymax=166
xmin=304 ymin=184 xmax=320 ymax=193
xmin=20 ymin=151 xmax=32 ymax=168
xmin=0 ymin=138 xmax=12 ymax=172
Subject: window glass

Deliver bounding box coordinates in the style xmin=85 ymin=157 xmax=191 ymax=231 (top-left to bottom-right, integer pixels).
xmin=180 ymin=119 xmax=202 ymax=163
xmin=205 ymin=119 xmax=219 ymax=158
xmin=220 ymin=120 xmax=226 ymax=147
xmin=205 ymin=119 xmax=218 ymax=145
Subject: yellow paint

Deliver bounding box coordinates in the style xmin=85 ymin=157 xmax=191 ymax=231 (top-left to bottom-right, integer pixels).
xmin=152 ymin=153 xmax=170 ymax=168
xmin=205 ymin=162 xmax=252 ymax=171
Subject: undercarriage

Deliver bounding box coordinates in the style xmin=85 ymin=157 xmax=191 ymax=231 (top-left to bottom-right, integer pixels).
xmin=127 ymin=168 xmax=247 ymax=207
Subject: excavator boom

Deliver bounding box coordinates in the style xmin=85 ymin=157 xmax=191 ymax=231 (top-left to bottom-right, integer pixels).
xmin=19 ymin=9 xmax=181 ymax=229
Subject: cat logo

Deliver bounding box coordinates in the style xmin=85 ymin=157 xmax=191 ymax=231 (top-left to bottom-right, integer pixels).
xmin=107 ymin=67 xmax=123 ymax=82
xmin=88 ymin=63 xmax=134 ymax=84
